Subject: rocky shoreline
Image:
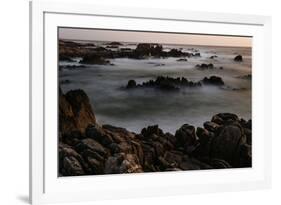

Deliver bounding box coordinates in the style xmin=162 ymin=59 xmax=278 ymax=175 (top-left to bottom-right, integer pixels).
xmin=59 ymin=88 xmax=252 ymax=176
xmin=59 ymin=40 xmax=245 ymax=67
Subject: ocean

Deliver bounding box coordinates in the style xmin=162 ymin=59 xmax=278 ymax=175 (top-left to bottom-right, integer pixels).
xmin=59 ymin=42 xmax=251 ymax=134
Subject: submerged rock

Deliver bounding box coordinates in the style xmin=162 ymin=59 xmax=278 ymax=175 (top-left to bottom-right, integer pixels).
xmin=80 ymin=53 xmax=111 ymax=65
xmin=234 ymin=55 xmax=243 ymax=62
xmin=196 ymin=63 xmax=214 ymax=70
xmin=202 ymin=76 xmax=224 ymax=86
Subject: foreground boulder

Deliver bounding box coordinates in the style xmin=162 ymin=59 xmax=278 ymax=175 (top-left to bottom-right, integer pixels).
xmin=59 ymin=88 xmax=96 ymax=134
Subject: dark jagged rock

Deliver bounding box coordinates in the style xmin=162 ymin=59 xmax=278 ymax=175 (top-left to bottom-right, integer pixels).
xmin=234 ymin=55 xmax=243 ymax=62
xmin=126 ymin=80 xmax=137 ymax=89
xmin=210 ymin=55 xmax=218 ymax=59
xmin=210 ymin=123 xmax=250 ymax=167
xmin=177 ymin=58 xmax=188 ymax=62
xmin=59 ymin=88 xmax=252 ymax=176
xmin=202 ymin=76 xmax=224 ymax=86
xmin=196 ymin=63 xmax=214 ymax=70
xmin=192 ymin=52 xmax=201 ymax=57
xmin=85 ymin=124 xmax=114 ymax=146
xmin=196 ymin=63 xmax=223 ymax=70
xmin=203 ymin=121 xmax=221 ymax=133
xmin=80 ymin=53 xmax=111 ymax=65
xmin=175 ymin=124 xmax=200 ymax=153
xmin=104 ymin=153 xmax=143 ymax=174
xmin=59 ymin=88 xmax=96 ymax=134
xmin=125 ymin=76 xmax=201 ymax=91
xmin=211 ymin=113 xmax=239 ymax=124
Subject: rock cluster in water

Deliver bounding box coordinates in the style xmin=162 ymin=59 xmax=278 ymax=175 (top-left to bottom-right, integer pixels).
xmin=59 ymin=88 xmax=252 ymax=176
xmin=125 ymin=75 xmax=225 ymax=91
xmin=126 ymin=76 xmax=202 ymax=91
xmin=196 ymin=63 xmax=223 ymax=70
xmin=59 ymin=41 xmax=202 ymax=65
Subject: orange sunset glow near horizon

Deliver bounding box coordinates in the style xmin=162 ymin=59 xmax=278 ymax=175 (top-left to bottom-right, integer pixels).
xmin=59 ymin=28 xmax=252 ymax=48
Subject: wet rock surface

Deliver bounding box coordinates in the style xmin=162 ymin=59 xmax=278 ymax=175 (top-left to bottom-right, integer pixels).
xmin=59 ymin=88 xmax=252 ymax=176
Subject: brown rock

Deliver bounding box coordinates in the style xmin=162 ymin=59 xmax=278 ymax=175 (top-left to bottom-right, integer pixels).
xmin=175 ymin=124 xmax=199 ymax=153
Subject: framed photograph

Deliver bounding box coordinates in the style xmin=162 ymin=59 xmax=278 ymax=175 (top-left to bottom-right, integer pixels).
xmin=30 ymin=1 xmax=272 ymax=204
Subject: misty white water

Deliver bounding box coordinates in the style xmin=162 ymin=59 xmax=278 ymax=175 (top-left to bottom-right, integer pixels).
xmin=59 ymin=43 xmax=251 ymax=134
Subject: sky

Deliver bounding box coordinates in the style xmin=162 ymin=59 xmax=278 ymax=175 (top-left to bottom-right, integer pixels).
xmin=59 ymin=27 xmax=252 ymax=47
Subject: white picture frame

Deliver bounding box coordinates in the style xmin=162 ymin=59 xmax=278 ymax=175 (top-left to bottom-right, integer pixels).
xmin=30 ymin=0 xmax=272 ymax=204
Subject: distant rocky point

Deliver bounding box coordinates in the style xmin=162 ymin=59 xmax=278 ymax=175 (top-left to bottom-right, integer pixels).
xmin=59 ymin=40 xmax=202 ymax=65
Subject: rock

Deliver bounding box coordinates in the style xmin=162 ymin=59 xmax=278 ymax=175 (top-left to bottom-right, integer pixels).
xmin=126 ymin=80 xmax=137 ymax=89
xmin=104 ymin=153 xmax=143 ymax=174
xmin=125 ymin=76 xmax=201 ymax=91
xmin=234 ymin=55 xmax=243 ymax=62
xmin=61 ymin=130 xmax=85 ymax=146
xmin=85 ymin=124 xmax=114 ymax=146
xmin=210 ymin=123 xmax=248 ymax=167
xmin=196 ymin=63 xmax=214 ymax=70
xmin=80 ymin=53 xmax=111 ymax=65
xmin=177 ymin=58 xmax=188 ymax=62
xmin=202 ymin=76 xmax=224 ymax=86
xmin=86 ymin=156 xmax=104 ymax=174
xmin=211 ymin=113 xmax=239 ymax=124
xmin=175 ymin=124 xmax=199 ymax=153
xmin=192 ymin=52 xmax=201 ymax=57
xmin=141 ymin=125 xmax=164 ymax=138
xmin=59 ymin=89 xmax=96 ymax=134
xmin=102 ymin=124 xmax=136 ymax=142
xmin=163 ymin=151 xmax=183 ymax=166
xmin=59 ymin=40 xmax=96 ymax=58
xmin=76 ymin=138 xmax=107 ymax=157
xmin=62 ymin=156 xmax=85 ymax=176
xmin=203 ymin=121 xmax=221 ymax=132
xmin=58 ymin=88 xmax=252 ymax=176
xmin=194 ymin=127 xmax=214 ymax=158
xmin=59 ymin=143 xmax=88 ymax=175
xmin=210 ymin=55 xmax=218 ymax=59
